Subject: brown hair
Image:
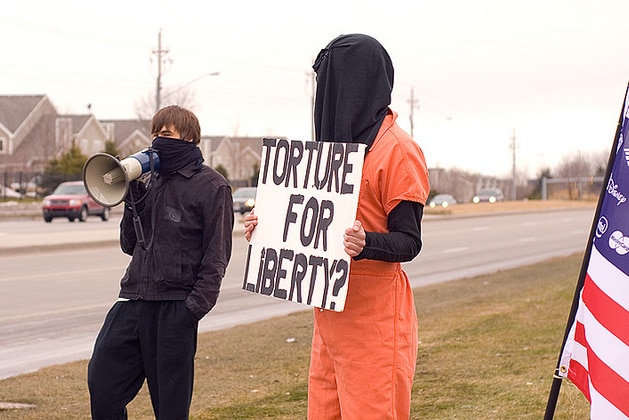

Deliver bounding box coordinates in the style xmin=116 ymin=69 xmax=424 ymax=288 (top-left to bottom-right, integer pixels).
xmin=150 ymin=105 xmax=201 ymax=144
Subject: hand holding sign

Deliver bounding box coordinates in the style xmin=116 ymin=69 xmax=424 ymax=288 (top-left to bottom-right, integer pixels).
xmin=243 ymin=209 xmax=258 ymax=242
xmin=343 ymin=220 xmax=366 ymax=257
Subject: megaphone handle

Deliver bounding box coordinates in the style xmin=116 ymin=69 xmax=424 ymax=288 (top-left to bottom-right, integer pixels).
xmin=124 ymin=149 xmax=157 ymax=251
xmin=126 ymin=185 xmax=148 ymax=251
xmin=133 ymin=215 xmax=146 ymax=250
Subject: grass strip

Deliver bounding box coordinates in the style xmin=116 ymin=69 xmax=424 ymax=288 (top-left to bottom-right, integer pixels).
xmin=0 ymin=253 xmax=590 ymax=419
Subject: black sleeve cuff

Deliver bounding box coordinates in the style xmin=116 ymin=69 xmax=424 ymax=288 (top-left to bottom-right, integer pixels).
xmin=354 ymin=201 xmax=424 ymax=262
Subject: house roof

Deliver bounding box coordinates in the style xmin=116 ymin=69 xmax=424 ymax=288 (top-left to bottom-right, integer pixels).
xmin=60 ymin=114 xmax=91 ymax=128
xmin=202 ymin=135 xmax=265 ymax=155
xmin=0 ymin=95 xmax=51 ymax=132
xmin=100 ymin=119 xmax=151 ymax=141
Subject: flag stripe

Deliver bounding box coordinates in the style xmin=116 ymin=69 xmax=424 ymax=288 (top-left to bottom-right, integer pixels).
xmin=569 ymin=323 xmax=588 ymax=372
xmin=581 ymin=249 xmax=629 ymax=380
xmin=565 ymin=247 xmax=629 ymax=419
xmin=566 ymin=329 xmax=591 ymax=401
xmin=573 ymin=293 xmax=629 ymax=381
xmin=585 ymin=337 xmax=629 ymax=417
xmin=588 ymin=246 xmax=629 ymax=322
xmin=582 ymin=272 xmax=629 ymax=347
xmin=590 ymin=385 xmax=629 ymax=419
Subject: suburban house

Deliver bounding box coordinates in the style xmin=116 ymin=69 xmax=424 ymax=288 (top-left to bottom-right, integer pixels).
xmin=99 ymin=119 xmax=152 ymax=158
xmin=0 ymin=95 xmax=58 ymax=173
xmin=0 ymin=94 xmax=265 ymax=191
xmin=201 ymin=136 xmax=264 ymax=187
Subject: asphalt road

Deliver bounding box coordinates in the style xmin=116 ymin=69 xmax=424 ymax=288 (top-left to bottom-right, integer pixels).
xmin=0 ymin=208 xmax=596 ymax=379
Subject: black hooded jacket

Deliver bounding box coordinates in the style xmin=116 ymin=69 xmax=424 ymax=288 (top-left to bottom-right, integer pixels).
xmin=118 ymin=161 xmax=234 ymax=320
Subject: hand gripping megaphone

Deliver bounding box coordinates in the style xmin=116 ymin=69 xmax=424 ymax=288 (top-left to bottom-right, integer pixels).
xmin=83 ymin=149 xmax=159 ymax=207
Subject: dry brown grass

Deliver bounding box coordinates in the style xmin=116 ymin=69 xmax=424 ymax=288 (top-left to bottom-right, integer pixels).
xmin=0 ymin=251 xmax=591 ymax=419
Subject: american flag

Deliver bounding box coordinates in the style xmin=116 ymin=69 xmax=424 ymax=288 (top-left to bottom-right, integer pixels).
xmin=557 ymin=82 xmax=629 ymax=419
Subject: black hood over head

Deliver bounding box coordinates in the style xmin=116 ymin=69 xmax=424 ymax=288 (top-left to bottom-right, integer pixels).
xmin=312 ymin=33 xmax=394 ymax=148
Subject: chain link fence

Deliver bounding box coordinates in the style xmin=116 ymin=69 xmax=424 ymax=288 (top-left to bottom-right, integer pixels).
xmin=541 ymin=176 xmax=605 ymax=201
xmin=1 ymin=170 xmax=79 ymax=200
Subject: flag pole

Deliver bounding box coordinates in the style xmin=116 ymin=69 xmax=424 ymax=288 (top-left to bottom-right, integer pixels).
xmin=543 ymin=81 xmax=628 ymax=419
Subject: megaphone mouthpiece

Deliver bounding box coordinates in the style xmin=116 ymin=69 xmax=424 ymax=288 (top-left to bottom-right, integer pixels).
xmin=103 ymin=167 xmax=124 ymax=185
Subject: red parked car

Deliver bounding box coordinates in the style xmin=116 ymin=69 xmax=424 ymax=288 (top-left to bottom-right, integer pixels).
xmin=42 ymin=181 xmax=110 ymax=222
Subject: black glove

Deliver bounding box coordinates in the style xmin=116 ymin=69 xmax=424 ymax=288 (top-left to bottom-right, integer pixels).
xmin=124 ymin=180 xmax=148 ymax=212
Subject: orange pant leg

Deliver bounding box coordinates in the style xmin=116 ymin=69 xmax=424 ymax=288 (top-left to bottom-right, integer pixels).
xmin=307 ymin=268 xmax=417 ymax=419
xmin=308 ymin=315 xmax=342 ymax=420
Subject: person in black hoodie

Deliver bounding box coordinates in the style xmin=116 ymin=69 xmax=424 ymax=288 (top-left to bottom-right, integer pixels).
xmin=88 ymin=105 xmax=234 ymax=419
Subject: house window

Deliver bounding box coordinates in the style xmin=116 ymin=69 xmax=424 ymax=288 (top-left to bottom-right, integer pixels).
xmin=93 ymin=140 xmax=103 ymax=154
xmin=0 ymin=137 xmax=4 ymax=154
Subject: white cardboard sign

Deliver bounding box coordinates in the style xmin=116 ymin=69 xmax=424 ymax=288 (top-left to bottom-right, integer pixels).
xmin=242 ymin=138 xmax=365 ymax=312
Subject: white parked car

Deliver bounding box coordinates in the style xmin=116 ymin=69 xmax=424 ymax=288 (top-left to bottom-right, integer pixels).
xmin=428 ymin=194 xmax=458 ymax=208
xmin=472 ymin=188 xmax=505 ymax=204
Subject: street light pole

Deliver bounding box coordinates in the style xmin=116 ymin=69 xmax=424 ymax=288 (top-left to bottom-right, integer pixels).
xmin=153 ymin=31 xmax=219 ymax=112
xmin=511 ymin=128 xmax=517 ymax=200
xmin=159 ymin=72 xmax=220 ymax=112
xmin=408 ymin=87 xmax=420 ymax=138
xmin=168 ymin=72 xmax=220 ymax=97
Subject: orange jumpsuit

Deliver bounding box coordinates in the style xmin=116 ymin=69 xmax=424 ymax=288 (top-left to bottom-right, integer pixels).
xmin=307 ymin=110 xmax=430 ymax=419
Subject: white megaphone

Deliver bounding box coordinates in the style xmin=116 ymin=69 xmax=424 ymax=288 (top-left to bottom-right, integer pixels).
xmin=83 ymin=149 xmax=160 ymax=207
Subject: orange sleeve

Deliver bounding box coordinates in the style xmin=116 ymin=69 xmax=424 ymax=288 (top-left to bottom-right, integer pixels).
xmin=376 ymin=125 xmax=430 ymax=214
xmin=357 ymin=112 xmax=430 ymax=234
xmin=370 ymin=120 xmax=430 ymax=214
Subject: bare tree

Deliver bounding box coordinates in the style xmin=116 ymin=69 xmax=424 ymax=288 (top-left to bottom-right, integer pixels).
xmin=594 ymin=149 xmax=611 ymax=176
xmin=556 ymin=150 xmax=593 ymax=177
xmin=133 ymin=87 xmax=198 ymax=120
xmin=555 ymin=151 xmax=594 ymax=199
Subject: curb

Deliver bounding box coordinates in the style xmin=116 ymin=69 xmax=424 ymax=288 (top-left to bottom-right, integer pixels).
xmin=0 ymin=240 xmax=121 ymax=256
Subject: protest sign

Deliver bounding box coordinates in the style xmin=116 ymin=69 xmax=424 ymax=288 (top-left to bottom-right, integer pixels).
xmin=242 ymin=138 xmax=366 ymax=312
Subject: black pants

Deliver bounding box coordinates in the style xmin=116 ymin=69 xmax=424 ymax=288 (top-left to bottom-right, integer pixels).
xmin=87 ymin=300 xmax=198 ymax=420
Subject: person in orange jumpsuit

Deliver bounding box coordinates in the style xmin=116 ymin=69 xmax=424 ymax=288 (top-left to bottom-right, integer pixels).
xmin=245 ymin=33 xmax=429 ymax=419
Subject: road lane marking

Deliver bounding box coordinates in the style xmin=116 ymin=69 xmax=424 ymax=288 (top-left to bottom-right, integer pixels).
xmin=0 ymin=302 xmax=112 ymax=323
xmin=444 ymin=247 xmax=468 ymax=254
xmin=0 ymin=266 xmax=123 ymax=283
xmin=472 ymin=226 xmax=489 ymax=231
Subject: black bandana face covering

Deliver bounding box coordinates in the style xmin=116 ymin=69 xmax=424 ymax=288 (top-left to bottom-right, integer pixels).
xmin=151 ymin=136 xmax=204 ymax=175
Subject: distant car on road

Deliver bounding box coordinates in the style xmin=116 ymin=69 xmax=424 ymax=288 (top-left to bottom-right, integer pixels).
xmin=428 ymin=194 xmax=458 ymax=208
xmin=472 ymin=188 xmax=505 ymax=204
xmin=42 ymin=181 xmax=110 ymax=222
xmin=232 ymin=187 xmax=257 ymax=214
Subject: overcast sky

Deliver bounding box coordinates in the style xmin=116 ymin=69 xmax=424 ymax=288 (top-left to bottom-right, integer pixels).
xmin=3 ymin=0 xmax=629 ymax=177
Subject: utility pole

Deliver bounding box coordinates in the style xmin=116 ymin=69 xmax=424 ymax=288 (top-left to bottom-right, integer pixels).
xmin=408 ymin=87 xmax=420 ymax=138
xmin=153 ymin=30 xmax=170 ymax=113
xmin=511 ymin=128 xmax=517 ymax=200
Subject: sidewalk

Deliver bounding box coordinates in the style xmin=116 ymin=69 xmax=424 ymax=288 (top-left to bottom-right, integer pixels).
xmin=0 ymin=205 xmax=246 ymax=255
xmin=0 ymin=227 xmax=120 ymax=255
